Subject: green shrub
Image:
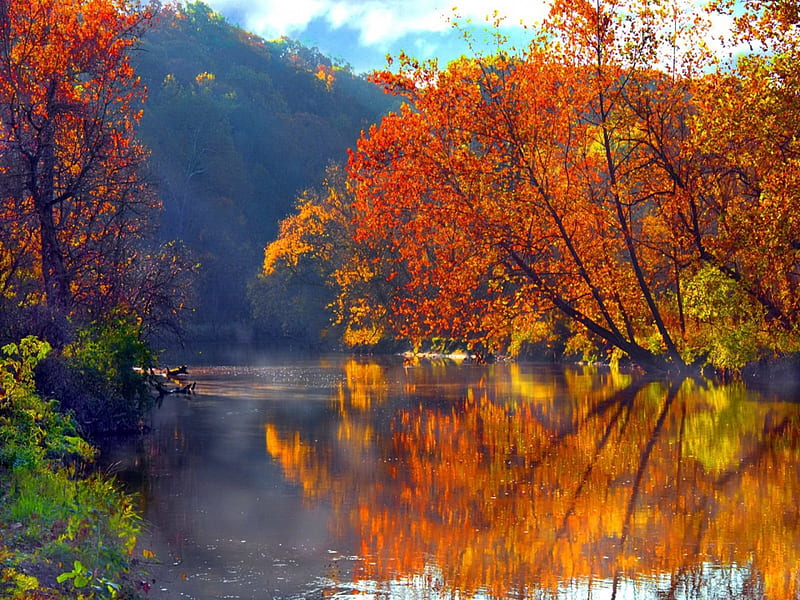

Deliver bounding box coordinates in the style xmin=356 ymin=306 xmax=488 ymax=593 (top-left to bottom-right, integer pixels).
xmin=0 ymin=336 xmax=144 ymax=599
xmin=682 ymin=266 xmax=766 ymax=371
xmin=0 ymin=337 xmax=89 ymax=472
xmin=66 ymin=312 xmax=155 ymax=409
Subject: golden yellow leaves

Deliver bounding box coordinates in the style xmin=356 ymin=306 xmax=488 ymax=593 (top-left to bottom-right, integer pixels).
xmin=315 ymin=65 xmax=335 ymax=91
xmin=195 ymin=71 xmax=216 ymax=87
xmin=262 ymin=198 xmax=331 ymax=275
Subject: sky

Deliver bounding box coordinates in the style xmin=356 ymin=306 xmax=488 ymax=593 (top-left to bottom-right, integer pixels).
xmin=202 ymin=0 xmax=552 ymax=73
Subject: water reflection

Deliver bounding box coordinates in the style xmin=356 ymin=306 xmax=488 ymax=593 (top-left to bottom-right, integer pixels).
xmin=116 ymin=359 xmax=800 ymax=599
xmin=265 ymin=362 xmax=800 ymax=600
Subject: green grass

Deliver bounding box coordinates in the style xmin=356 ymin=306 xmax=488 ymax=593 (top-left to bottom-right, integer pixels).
xmin=0 ymin=336 xmax=146 ymax=599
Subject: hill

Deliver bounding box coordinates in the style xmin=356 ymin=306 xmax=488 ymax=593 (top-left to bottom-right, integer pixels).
xmin=133 ymin=2 xmax=396 ymax=344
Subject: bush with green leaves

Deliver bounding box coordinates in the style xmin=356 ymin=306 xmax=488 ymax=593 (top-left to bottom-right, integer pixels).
xmin=30 ymin=312 xmax=159 ymax=437
xmin=681 ymin=266 xmax=766 ymax=371
xmin=0 ymin=337 xmax=89 ymax=471
xmin=0 ymin=336 xmax=144 ymax=599
xmin=66 ymin=312 xmax=155 ymax=409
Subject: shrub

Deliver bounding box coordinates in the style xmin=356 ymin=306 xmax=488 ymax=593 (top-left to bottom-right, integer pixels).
xmin=0 ymin=336 xmax=144 ymax=599
xmin=66 ymin=312 xmax=155 ymax=409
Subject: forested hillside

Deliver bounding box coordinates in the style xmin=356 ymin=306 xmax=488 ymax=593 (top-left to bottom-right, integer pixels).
xmin=133 ymin=2 xmax=396 ymax=342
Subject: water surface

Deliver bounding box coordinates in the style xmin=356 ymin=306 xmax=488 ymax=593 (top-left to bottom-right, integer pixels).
xmin=108 ymin=357 xmax=800 ymax=599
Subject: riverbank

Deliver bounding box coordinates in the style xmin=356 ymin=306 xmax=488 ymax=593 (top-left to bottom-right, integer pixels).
xmin=0 ymin=337 xmax=148 ymax=599
xmin=0 ymin=468 xmax=147 ymax=599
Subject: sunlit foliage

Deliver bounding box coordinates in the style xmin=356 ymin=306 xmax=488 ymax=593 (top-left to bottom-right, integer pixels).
xmin=337 ymin=0 xmax=800 ymax=371
xmin=253 ymin=164 xmax=402 ymax=349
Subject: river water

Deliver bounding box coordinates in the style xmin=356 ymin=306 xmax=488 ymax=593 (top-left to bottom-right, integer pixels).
xmin=106 ymin=356 xmax=800 ymax=600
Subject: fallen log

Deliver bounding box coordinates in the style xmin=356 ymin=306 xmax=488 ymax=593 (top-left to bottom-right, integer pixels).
xmin=154 ymin=380 xmax=196 ymax=396
xmin=165 ymin=365 xmax=188 ymax=378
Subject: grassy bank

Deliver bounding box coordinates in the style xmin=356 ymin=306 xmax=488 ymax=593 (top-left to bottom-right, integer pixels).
xmin=0 ymin=337 xmax=147 ymax=599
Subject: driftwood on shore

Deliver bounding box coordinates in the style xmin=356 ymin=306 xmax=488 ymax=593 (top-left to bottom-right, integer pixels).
xmin=164 ymin=365 xmax=188 ymax=378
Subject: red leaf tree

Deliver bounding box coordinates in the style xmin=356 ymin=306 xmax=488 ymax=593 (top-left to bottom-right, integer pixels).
xmin=0 ymin=0 xmax=178 ymax=339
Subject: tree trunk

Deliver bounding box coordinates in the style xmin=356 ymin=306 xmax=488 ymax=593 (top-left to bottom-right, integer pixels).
xmin=33 ymin=84 xmax=70 ymax=314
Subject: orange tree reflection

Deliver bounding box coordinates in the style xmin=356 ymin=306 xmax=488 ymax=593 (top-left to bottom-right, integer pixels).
xmin=265 ymin=360 xmax=800 ymax=599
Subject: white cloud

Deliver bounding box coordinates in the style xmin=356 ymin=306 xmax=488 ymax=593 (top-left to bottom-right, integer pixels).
xmin=215 ymin=0 xmax=323 ymax=36
xmin=450 ymin=0 xmax=549 ymax=26
xmin=308 ymin=1 xmax=455 ymax=46
xmin=327 ymin=2 xmax=353 ymax=28
xmin=207 ymin=0 xmax=550 ymax=47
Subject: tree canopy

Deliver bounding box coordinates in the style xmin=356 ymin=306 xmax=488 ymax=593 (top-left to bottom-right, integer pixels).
xmin=337 ymin=0 xmax=800 ymax=372
xmin=0 ymin=0 xmax=192 ymax=346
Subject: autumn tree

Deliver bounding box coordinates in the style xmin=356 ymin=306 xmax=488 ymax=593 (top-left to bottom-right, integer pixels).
xmin=347 ymin=0 xmax=800 ymax=372
xmin=252 ymin=163 xmax=401 ymax=348
xmin=0 ymin=0 xmax=187 ymax=342
xmin=679 ymin=0 xmax=800 ymax=368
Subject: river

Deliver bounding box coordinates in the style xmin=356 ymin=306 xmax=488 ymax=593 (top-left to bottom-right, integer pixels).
xmin=105 ymin=355 xmax=800 ymax=599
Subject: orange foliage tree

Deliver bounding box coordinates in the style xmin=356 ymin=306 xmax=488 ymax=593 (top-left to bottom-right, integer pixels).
xmin=0 ymin=0 xmax=186 ymax=339
xmin=682 ymin=0 xmax=800 ymax=368
xmin=346 ymin=0 xmax=800 ymax=371
xmin=256 ymin=163 xmax=403 ymax=347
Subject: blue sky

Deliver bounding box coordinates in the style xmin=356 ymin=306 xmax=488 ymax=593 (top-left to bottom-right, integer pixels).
xmin=202 ymin=0 xmax=551 ymax=73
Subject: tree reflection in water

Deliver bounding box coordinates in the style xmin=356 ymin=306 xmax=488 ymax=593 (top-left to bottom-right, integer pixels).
xmin=266 ymin=361 xmax=800 ymax=599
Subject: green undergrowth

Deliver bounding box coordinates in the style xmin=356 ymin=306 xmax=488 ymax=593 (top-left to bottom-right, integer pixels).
xmin=0 ymin=336 xmax=147 ymax=599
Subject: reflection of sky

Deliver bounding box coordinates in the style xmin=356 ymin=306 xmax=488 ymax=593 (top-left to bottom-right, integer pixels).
xmin=320 ymin=563 xmax=754 ymax=599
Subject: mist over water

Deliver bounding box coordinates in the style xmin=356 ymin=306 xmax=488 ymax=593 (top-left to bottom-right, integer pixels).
xmin=106 ymin=356 xmax=800 ymax=599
